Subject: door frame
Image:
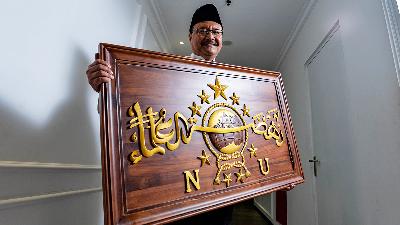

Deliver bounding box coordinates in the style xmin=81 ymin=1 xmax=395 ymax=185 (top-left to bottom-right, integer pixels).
xmin=381 ymin=0 xmax=400 ymax=86
xmin=303 ymin=20 xmax=341 ymax=225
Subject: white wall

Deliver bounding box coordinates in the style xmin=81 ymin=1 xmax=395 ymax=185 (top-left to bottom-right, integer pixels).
xmin=0 ymin=0 xmax=163 ymax=224
xmin=280 ymin=0 xmax=400 ymax=224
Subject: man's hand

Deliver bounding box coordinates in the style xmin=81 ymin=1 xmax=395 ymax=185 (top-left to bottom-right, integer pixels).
xmin=86 ymin=59 xmax=114 ymax=92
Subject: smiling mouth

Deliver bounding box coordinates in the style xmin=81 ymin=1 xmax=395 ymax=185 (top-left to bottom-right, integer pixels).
xmin=202 ymin=42 xmax=218 ymax=47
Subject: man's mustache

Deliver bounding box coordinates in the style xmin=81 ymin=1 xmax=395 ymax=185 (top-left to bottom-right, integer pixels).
xmin=201 ymin=40 xmax=219 ymax=46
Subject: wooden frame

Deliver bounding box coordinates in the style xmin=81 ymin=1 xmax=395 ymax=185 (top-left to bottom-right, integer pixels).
xmin=98 ymin=43 xmax=303 ymax=225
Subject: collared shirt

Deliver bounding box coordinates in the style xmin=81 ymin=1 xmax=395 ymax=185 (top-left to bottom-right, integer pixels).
xmin=190 ymin=53 xmax=216 ymax=62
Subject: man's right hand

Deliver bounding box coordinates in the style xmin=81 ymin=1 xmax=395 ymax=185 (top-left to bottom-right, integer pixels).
xmin=86 ymin=59 xmax=115 ymax=92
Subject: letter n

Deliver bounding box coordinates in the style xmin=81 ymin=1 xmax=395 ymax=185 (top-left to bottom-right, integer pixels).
xmin=183 ymin=169 xmax=200 ymax=193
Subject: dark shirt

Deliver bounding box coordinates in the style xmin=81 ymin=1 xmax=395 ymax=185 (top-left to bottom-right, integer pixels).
xmin=168 ymin=205 xmax=233 ymax=225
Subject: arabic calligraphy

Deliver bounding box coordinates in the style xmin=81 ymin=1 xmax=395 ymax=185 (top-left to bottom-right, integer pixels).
xmin=126 ymin=76 xmax=286 ymax=191
xmin=127 ymin=102 xmax=285 ymax=165
xmin=252 ymin=108 xmax=285 ymax=147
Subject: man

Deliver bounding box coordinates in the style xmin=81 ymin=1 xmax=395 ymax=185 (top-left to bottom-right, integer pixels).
xmin=86 ymin=4 xmax=233 ymax=225
xmin=188 ymin=3 xmax=223 ymax=62
xmin=86 ymin=4 xmax=223 ymax=91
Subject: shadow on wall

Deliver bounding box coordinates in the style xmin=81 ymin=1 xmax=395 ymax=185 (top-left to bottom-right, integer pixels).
xmin=0 ymin=44 xmax=99 ymax=165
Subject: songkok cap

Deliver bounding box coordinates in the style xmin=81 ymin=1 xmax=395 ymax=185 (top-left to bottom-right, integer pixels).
xmin=189 ymin=4 xmax=223 ymax=33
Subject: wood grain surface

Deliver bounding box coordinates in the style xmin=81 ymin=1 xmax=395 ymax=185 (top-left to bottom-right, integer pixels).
xmin=98 ymin=43 xmax=303 ymax=225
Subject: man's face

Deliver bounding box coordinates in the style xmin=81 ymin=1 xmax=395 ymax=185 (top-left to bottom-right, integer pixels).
xmin=189 ymin=21 xmax=223 ymax=61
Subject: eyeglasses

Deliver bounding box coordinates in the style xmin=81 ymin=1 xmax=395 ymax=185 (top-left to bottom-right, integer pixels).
xmin=194 ymin=28 xmax=223 ymax=37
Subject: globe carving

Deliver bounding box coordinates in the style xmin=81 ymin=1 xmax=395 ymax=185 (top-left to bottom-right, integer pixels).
xmin=208 ymin=109 xmax=244 ymax=154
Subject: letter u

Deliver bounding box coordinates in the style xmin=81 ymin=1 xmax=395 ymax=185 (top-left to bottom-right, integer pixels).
xmin=258 ymin=158 xmax=270 ymax=176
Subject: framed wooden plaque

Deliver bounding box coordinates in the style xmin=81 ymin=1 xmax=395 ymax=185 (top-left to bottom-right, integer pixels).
xmin=98 ymin=43 xmax=303 ymax=225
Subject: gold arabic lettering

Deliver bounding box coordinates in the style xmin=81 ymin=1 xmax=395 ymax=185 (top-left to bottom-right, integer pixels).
xmin=128 ymin=102 xmax=285 ymax=164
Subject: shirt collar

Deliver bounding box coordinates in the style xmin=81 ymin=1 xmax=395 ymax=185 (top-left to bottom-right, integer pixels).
xmin=190 ymin=53 xmax=216 ymax=62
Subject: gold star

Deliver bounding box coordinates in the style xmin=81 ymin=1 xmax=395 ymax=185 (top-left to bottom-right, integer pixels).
xmin=188 ymin=102 xmax=202 ymax=117
xmin=241 ymin=104 xmax=250 ymax=117
xmin=248 ymin=144 xmax=258 ymax=158
xmin=230 ymin=92 xmax=240 ymax=105
xmin=235 ymin=169 xmax=246 ymax=183
xmin=208 ymin=77 xmax=228 ymax=100
xmin=222 ymin=173 xmax=232 ymax=187
xmin=188 ymin=117 xmax=198 ymax=124
xmin=197 ymin=90 xmax=210 ymax=104
xmin=197 ymin=150 xmax=211 ymax=167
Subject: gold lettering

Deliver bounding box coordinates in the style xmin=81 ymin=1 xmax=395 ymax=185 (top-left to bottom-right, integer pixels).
xmin=129 ymin=103 xmax=166 ymax=158
xmin=175 ymin=112 xmax=194 ymax=144
xmin=194 ymin=123 xmax=253 ymax=133
xmin=165 ymin=112 xmax=188 ymax=150
xmin=252 ymin=121 xmax=268 ymax=135
xmin=252 ymin=108 xmax=285 ymax=147
xmin=264 ymin=121 xmax=284 ymax=147
xmin=129 ymin=150 xmax=142 ymax=164
xmin=258 ymin=158 xmax=270 ymax=176
xmin=152 ymin=108 xmax=175 ymax=144
xmin=127 ymin=102 xmax=285 ymax=165
xmin=183 ymin=169 xmax=201 ymax=193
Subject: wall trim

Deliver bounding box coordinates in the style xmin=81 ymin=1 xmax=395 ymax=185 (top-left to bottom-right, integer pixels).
xmin=135 ymin=7 xmax=148 ymax=49
xmin=274 ymin=0 xmax=317 ymax=70
xmin=381 ymin=0 xmax=400 ymax=86
xmin=0 ymin=187 xmax=102 ymax=210
xmin=0 ymin=161 xmax=101 ymax=170
xmin=305 ymin=20 xmax=340 ymax=66
xmin=129 ymin=3 xmax=143 ymax=48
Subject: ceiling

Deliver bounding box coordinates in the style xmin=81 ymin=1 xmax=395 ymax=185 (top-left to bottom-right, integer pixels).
xmin=155 ymin=0 xmax=309 ymax=70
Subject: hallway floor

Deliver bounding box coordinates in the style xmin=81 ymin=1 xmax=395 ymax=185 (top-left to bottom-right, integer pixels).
xmin=168 ymin=199 xmax=273 ymax=225
xmin=232 ymin=200 xmax=273 ymax=225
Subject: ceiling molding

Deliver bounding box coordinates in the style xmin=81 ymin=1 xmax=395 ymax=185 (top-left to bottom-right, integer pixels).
xmin=274 ymin=0 xmax=317 ymax=71
xmin=138 ymin=0 xmax=173 ymax=53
